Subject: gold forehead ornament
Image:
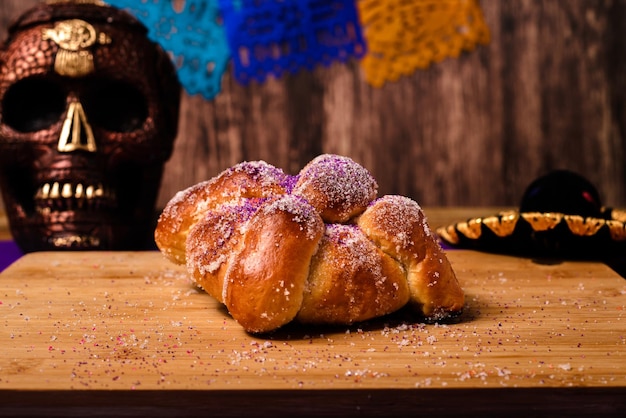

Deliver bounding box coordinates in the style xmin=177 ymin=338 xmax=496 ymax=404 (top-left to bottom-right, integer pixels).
xmin=42 ymin=19 xmax=111 ymax=77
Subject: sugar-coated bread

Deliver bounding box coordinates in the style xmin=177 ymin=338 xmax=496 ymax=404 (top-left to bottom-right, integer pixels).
xmin=224 ymin=195 xmax=324 ymax=333
xmin=155 ymin=161 xmax=291 ymax=264
xmin=297 ymin=223 xmax=410 ymax=325
xmin=156 ymin=154 xmax=464 ymax=333
xmin=293 ymin=154 xmax=378 ymax=223
xmin=356 ymin=195 xmax=465 ymax=319
xmin=185 ymin=198 xmax=265 ymax=304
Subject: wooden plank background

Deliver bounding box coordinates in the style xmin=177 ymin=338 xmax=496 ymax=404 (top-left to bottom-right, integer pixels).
xmin=0 ymin=0 xmax=625 ymax=212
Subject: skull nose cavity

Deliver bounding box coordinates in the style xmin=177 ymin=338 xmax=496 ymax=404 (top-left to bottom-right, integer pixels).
xmin=58 ymin=101 xmax=97 ymax=153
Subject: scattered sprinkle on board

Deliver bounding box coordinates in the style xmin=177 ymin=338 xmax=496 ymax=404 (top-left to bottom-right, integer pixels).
xmin=1 ymin=250 xmax=624 ymax=416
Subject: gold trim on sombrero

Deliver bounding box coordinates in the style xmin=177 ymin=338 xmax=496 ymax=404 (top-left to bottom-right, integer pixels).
xmin=564 ymin=215 xmax=605 ymax=236
xmin=456 ymin=217 xmax=483 ymax=240
xmin=438 ymin=224 xmax=461 ymax=245
xmin=611 ymin=208 xmax=626 ymax=223
xmin=436 ymin=208 xmax=626 ymax=254
xmin=520 ymin=212 xmax=563 ymax=231
xmin=606 ymin=220 xmax=626 ymax=241
xmin=482 ymin=210 xmax=519 ymax=237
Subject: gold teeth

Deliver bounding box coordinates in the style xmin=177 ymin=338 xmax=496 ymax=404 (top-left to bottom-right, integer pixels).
xmin=35 ymin=182 xmax=113 ymax=200
xmin=50 ymin=234 xmax=101 ymax=249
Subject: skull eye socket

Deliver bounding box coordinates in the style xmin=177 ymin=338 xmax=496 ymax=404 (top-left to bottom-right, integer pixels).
xmin=82 ymin=80 xmax=148 ymax=133
xmin=2 ymin=77 xmax=66 ymax=133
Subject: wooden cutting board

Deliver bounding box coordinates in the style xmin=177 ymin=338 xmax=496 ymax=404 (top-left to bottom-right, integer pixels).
xmin=1 ymin=250 xmax=625 ymax=416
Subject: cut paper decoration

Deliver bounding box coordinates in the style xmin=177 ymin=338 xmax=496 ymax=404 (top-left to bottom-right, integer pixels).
xmin=103 ymin=0 xmax=490 ymax=97
xmin=105 ymin=0 xmax=230 ymax=99
xmin=357 ymin=0 xmax=491 ymax=87
xmin=218 ymin=0 xmax=366 ymax=84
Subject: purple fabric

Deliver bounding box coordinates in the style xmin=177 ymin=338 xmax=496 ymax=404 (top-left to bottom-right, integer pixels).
xmin=0 ymin=241 xmax=22 ymax=272
xmin=439 ymin=242 xmax=454 ymax=250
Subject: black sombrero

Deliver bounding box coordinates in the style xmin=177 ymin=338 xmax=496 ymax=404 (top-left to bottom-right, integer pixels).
xmin=436 ymin=170 xmax=626 ymax=275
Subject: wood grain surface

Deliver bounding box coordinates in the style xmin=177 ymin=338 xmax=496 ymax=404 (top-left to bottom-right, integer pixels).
xmin=0 ymin=0 xmax=625 ymax=215
xmin=1 ymin=250 xmax=624 ymax=416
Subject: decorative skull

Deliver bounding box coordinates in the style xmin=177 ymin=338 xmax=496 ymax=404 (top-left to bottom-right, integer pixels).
xmin=0 ymin=0 xmax=181 ymax=252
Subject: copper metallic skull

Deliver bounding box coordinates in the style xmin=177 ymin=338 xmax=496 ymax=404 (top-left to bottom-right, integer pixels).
xmin=0 ymin=1 xmax=181 ymax=252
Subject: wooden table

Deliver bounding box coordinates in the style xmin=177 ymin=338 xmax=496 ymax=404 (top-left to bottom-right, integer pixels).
xmin=0 ymin=210 xmax=11 ymax=241
xmin=0 ymin=209 xmax=624 ymax=416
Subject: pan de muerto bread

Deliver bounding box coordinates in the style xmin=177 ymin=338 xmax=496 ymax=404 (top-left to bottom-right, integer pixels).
xmin=155 ymin=154 xmax=464 ymax=333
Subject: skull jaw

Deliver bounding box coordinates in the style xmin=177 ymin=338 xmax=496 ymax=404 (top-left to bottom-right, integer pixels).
xmin=8 ymin=210 xmax=157 ymax=252
xmin=1 ymin=163 xmax=163 ymax=253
